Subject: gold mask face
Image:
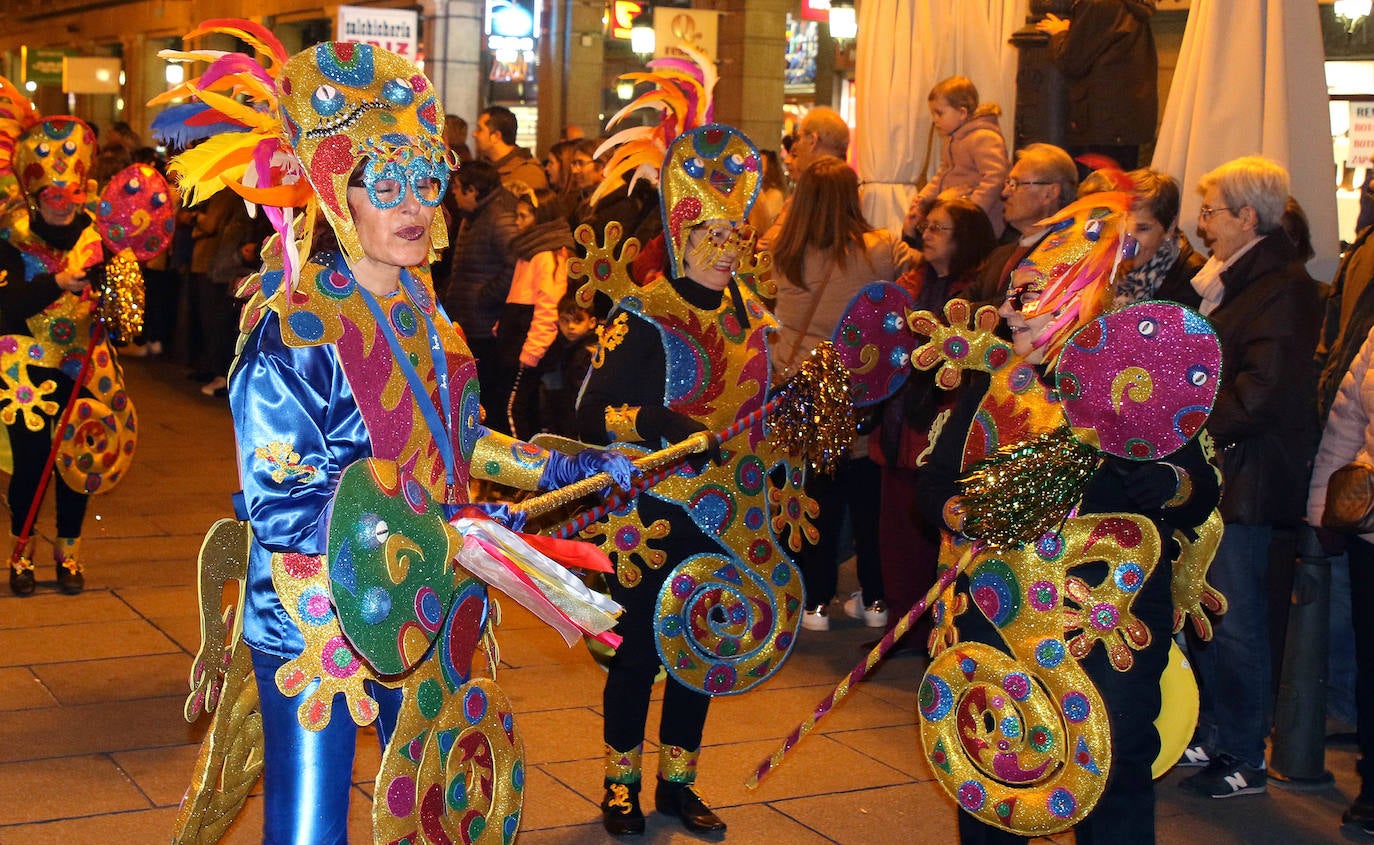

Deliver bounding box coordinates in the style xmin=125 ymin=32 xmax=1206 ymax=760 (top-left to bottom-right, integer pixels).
xmin=660 ymin=125 xmax=762 ymax=278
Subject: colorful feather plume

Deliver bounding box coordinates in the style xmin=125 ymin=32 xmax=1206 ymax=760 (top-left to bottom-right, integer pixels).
xmin=590 ymin=45 xmax=717 ymax=205
xmin=0 ymin=77 xmax=40 ymax=177
xmin=152 ymin=18 xmax=310 ymax=291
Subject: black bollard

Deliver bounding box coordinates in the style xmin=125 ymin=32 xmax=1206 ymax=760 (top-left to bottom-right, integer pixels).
xmin=1269 ymin=525 xmax=1335 ymax=789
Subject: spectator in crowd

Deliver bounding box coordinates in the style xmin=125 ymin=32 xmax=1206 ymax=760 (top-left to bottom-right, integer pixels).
xmin=131 ymin=147 xmax=178 ymax=357
xmin=967 ymin=142 xmax=1078 ymax=304
xmin=200 ymin=204 xmax=261 ymax=397
xmin=493 ymin=185 xmax=574 ymax=438
xmin=1114 ymin=168 xmax=1204 ymax=309
xmin=445 ymin=113 xmax=473 ymax=163
xmin=540 ymin=293 xmax=599 ymax=437
xmin=872 ymin=196 xmax=996 ymax=652
xmin=187 ymin=189 xmax=243 ymax=383
xmin=544 ymin=139 xmax=577 ymax=196
xmin=561 ymin=124 xmax=585 ymax=141
xmin=771 ymin=155 xmax=918 ymax=632
xmin=473 ymin=105 xmax=548 ymax=193
xmin=748 ymin=148 xmax=788 ymax=235
xmin=760 ymin=107 xmax=850 ymax=251
xmin=576 ymin=139 xmax=663 ymax=252
xmin=1308 ymin=323 xmax=1374 ymax=837
xmin=443 ymin=160 xmax=520 ymax=420
xmin=1038 ymin=0 xmax=1158 ymax=172
xmin=1180 ymin=155 xmax=1323 ymax=799
xmin=904 ymin=76 xmax=1010 ymax=239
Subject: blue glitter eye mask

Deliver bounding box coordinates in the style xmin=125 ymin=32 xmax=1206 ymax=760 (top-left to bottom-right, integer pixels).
xmin=361 ymin=154 xmax=450 ymax=209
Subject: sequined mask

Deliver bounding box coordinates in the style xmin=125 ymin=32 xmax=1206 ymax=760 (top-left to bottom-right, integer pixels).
xmin=683 ymin=220 xmax=755 ymax=277
xmin=16 ymin=116 xmax=95 ymax=205
xmin=661 ymin=125 xmax=762 ymax=278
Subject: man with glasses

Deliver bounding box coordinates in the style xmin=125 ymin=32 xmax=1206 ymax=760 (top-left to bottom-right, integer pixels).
xmin=966 ymin=142 xmax=1078 ymax=304
xmin=1178 ymin=155 xmax=1322 ymax=799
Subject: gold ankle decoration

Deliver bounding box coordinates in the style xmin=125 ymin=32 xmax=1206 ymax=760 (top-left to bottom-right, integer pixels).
xmin=658 ymin=744 xmax=700 ymax=784
xmin=604 ymin=743 xmax=643 ymax=784
xmin=55 ymin=537 xmax=82 ymax=574
xmin=8 ymin=533 xmax=32 ymax=572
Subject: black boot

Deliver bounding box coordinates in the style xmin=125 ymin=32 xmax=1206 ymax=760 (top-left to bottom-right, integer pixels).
xmin=601 ymin=779 xmax=645 ymax=836
xmin=9 ymin=563 xmax=34 ymax=597
xmin=655 ymin=778 xmax=726 ymax=834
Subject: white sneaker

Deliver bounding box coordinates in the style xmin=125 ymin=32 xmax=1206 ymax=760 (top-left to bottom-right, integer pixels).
xmin=843 ymin=591 xmax=888 ymax=627
xmin=801 ymin=604 xmax=830 ymax=631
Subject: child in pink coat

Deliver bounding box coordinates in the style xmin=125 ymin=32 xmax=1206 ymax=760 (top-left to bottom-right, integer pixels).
xmin=905 ymin=76 xmax=1010 ymax=238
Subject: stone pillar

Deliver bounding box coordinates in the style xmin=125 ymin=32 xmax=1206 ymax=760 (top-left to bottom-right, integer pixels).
xmin=535 ymin=0 xmax=566 ymax=155
xmin=705 ymin=0 xmax=787 ymax=150
xmin=562 ymin=0 xmax=606 ymax=139
xmin=428 ymin=0 xmax=484 ymax=128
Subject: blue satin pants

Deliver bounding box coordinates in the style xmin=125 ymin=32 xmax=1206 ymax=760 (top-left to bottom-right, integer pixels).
xmin=251 ymin=648 xmax=404 ymax=845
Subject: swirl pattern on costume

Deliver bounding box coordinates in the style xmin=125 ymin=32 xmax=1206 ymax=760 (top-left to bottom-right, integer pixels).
xmin=327 ymin=458 xmax=460 ymax=676
xmin=654 ymin=552 xmax=799 ymax=695
xmin=1055 ymin=302 xmax=1221 ymax=460
xmin=375 ymin=590 xmax=525 ymax=845
xmin=919 ymin=512 xmax=1161 ymax=835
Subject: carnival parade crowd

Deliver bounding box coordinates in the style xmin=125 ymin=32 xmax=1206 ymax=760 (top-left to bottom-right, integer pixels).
xmin=0 ymin=3 xmax=1370 ymax=844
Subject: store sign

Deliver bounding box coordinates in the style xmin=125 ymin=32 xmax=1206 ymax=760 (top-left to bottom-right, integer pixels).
xmin=63 ymin=57 xmax=121 ymax=95
xmin=25 ymin=48 xmax=69 ymax=86
xmin=609 ymin=1 xmax=645 ymax=39
xmin=337 ymin=6 xmax=419 ymax=57
xmin=1350 ymin=101 xmax=1374 ymax=167
xmin=654 ymin=9 xmax=719 ymax=61
xmin=486 ymin=0 xmax=536 ymax=55
xmin=800 ymin=0 xmax=832 ymax=23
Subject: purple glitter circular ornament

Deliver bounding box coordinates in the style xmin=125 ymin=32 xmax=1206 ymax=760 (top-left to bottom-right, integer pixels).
xmin=1056 ymin=302 xmax=1221 ymax=460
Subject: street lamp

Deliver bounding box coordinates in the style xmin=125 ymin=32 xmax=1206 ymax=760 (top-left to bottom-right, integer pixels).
xmin=631 ymin=24 xmax=655 ymax=59
xmin=829 ymin=1 xmax=857 ymax=45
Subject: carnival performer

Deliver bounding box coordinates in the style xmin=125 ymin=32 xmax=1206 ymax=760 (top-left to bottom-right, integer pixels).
xmin=911 ymin=195 xmax=1223 ymax=843
xmin=156 ymin=24 xmax=636 ymax=845
xmin=573 ymin=107 xmax=853 ymax=833
xmin=0 ymin=87 xmax=142 ymax=596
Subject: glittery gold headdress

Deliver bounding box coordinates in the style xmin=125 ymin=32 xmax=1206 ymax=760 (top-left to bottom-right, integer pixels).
xmin=277 ymin=41 xmax=454 ymax=265
xmin=660 ymin=125 xmax=762 ymax=278
xmin=16 ymin=117 xmax=96 ymax=204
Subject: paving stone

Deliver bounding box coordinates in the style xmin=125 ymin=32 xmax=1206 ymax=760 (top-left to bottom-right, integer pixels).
xmin=0 ymin=591 xmax=137 ymax=631
xmin=0 ymin=755 xmax=149 ymax=826
xmin=0 ymin=806 xmax=179 ymax=844
xmin=0 ymin=695 xmax=196 ymax=764
xmin=112 ymin=744 xmax=203 ymax=807
xmin=771 ymin=781 xmax=958 ymax=844
xmin=0 ymin=618 xmax=179 ymax=669
xmin=32 ymin=653 xmax=194 ymax=706
xmin=0 ymin=667 xmax=56 ymax=711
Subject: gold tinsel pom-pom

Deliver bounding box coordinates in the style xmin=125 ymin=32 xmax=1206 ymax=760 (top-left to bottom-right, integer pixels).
xmin=93 ymin=249 xmax=146 ymax=344
xmin=958 ymin=425 xmax=1101 ymax=548
xmin=769 ymin=340 xmax=856 ymax=476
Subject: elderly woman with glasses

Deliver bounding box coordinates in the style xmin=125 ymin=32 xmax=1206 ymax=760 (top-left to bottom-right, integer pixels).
xmin=1177 ymin=155 xmax=1324 ymax=800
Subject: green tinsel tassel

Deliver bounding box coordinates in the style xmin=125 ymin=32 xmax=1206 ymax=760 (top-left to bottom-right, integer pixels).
xmin=958 ymin=425 xmax=1101 ymax=548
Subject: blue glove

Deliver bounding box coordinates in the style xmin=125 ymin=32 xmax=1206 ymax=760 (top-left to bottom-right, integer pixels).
xmin=448 ymin=502 xmax=528 ymax=533
xmin=539 ymin=448 xmax=639 ymax=492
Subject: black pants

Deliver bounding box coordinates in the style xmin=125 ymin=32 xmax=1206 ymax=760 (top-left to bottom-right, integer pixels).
xmin=798 ymin=454 xmax=883 ymax=606
xmin=1349 ymin=537 xmax=1374 ymax=801
xmin=6 ymin=369 xmax=87 ymax=539
xmin=603 ymin=496 xmax=712 ymax=758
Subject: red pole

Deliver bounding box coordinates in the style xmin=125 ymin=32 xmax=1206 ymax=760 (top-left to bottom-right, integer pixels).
xmin=9 ymin=321 xmax=103 ymax=566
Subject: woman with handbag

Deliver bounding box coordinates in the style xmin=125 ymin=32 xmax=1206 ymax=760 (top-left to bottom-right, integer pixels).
xmin=771 ymin=156 xmax=919 ymax=631
xmin=1309 ymin=324 xmax=1374 ymax=836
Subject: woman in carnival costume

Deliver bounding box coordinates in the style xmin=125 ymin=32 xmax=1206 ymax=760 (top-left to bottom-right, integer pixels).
xmin=906 ymin=193 xmax=1226 ymax=843
xmin=157 ymin=22 xmax=636 ymax=845
xmin=0 ymin=81 xmax=147 ymax=596
xmin=574 ymin=55 xmax=851 ymax=833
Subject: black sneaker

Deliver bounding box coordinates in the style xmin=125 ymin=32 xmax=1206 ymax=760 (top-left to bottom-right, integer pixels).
xmin=1176 ymin=743 xmax=1211 ymax=768
xmin=1179 ymin=752 xmax=1267 ymax=798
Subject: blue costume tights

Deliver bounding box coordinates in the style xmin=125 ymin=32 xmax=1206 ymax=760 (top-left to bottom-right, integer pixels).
xmin=252 ymin=649 xmax=404 ymax=845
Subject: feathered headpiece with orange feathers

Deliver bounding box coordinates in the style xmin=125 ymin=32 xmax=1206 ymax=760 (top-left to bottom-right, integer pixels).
xmin=589 ymin=45 xmax=717 ymax=206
